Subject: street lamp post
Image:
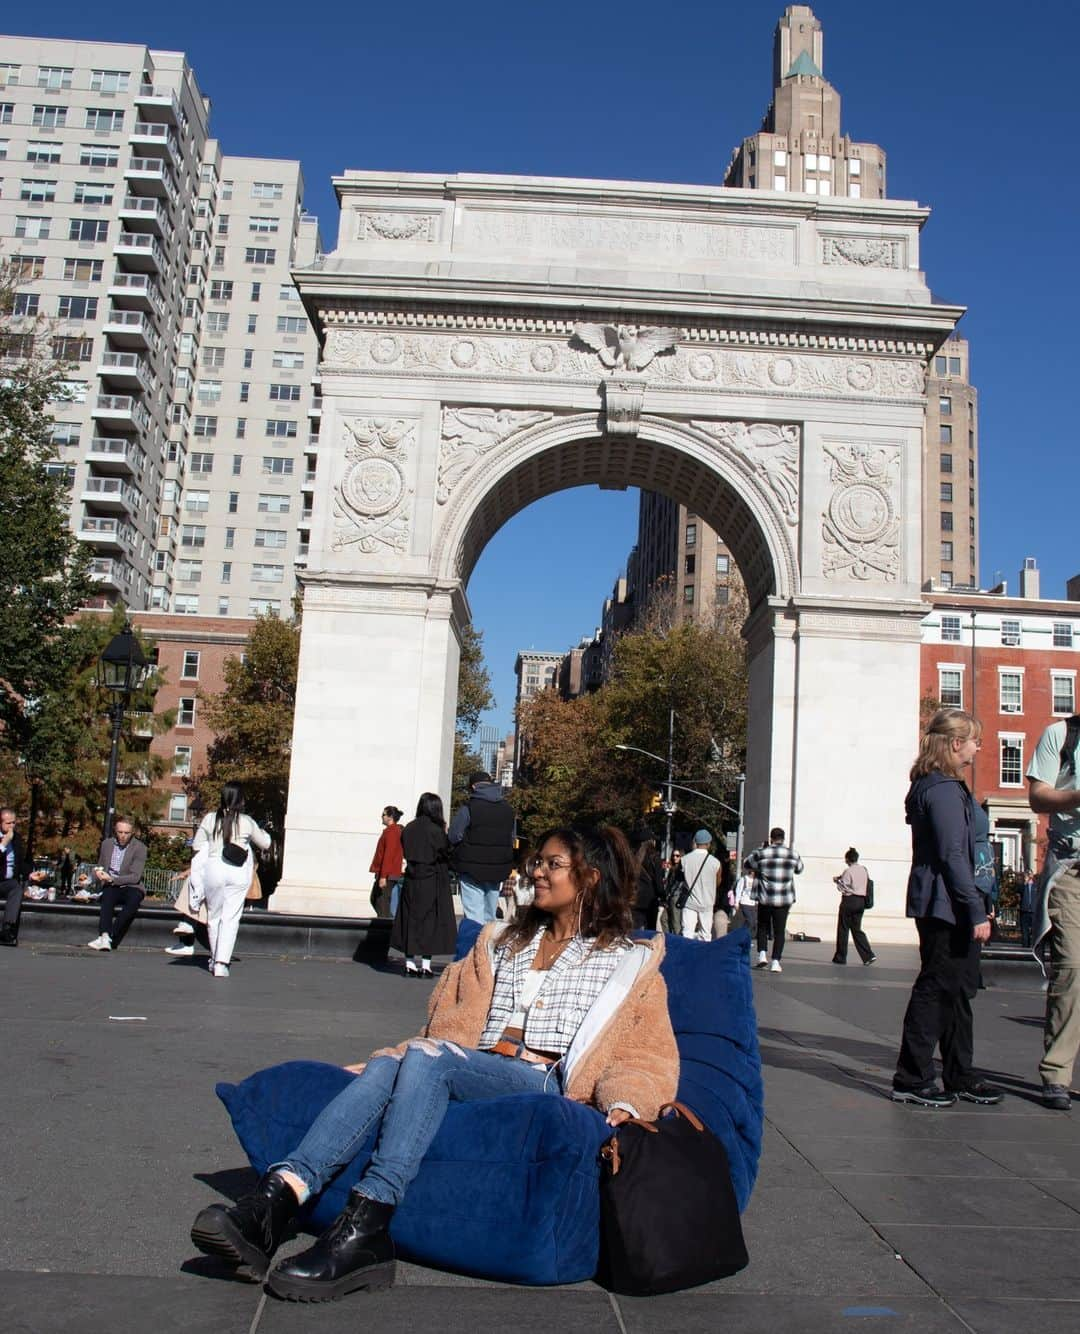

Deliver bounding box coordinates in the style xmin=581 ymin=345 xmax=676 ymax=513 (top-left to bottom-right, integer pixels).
xmin=616 ymin=707 xmax=677 ymax=862
xmin=97 ymin=622 xmax=149 ymax=840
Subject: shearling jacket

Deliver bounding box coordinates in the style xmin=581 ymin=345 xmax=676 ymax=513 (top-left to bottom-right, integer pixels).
xmin=372 ymin=924 xmax=680 ymax=1122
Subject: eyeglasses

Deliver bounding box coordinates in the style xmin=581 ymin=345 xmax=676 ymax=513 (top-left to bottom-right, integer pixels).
xmin=525 ymin=855 xmax=573 ymax=877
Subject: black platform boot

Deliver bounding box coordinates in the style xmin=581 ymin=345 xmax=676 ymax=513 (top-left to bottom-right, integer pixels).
xmin=190 ymin=1170 xmax=298 ymax=1280
xmin=267 ymin=1187 xmax=395 ymax=1303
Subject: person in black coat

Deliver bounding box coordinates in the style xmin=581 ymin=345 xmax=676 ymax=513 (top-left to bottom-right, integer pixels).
xmin=629 ymin=828 xmax=664 ymax=930
xmin=391 ymin=793 xmax=457 ymax=978
xmin=891 ymin=709 xmax=1000 ymax=1108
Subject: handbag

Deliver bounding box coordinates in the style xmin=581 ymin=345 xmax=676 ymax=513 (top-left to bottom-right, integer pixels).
xmin=172 ymin=874 xmax=208 ymax=925
xmin=245 ymin=867 xmax=263 ymax=902
xmin=597 ymin=1101 xmax=748 ymax=1295
xmin=864 ymin=876 xmax=875 ymax=910
xmin=222 ymin=841 xmax=247 ymax=867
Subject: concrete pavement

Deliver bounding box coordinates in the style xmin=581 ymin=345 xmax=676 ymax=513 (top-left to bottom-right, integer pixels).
xmin=1 ymin=935 xmax=1076 ymax=1333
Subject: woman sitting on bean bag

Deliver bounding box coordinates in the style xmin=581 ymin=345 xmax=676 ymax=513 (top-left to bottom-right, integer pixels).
xmin=191 ymin=824 xmax=679 ymax=1303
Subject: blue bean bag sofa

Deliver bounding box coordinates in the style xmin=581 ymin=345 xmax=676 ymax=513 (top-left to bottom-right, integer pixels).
xmin=215 ymin=927 xmax=763 ymax=1285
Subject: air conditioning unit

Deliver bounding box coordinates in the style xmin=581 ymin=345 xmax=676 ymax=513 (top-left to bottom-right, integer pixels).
xmin=1002 ymin=635 xmax=1021 ymax=647
xmin=1001 ymin=704 xmax=1022 ymax=714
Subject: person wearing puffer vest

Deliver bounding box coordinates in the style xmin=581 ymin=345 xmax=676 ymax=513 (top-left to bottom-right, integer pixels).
xmin=448 ymin=771 xmax=515 ymax=923
xmin=190 ymin=825 xmax=679 ymax=1305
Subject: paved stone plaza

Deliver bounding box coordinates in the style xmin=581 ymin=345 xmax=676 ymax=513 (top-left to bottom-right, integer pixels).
xmin=3 ymin=939 xmax=1077 ymax=1333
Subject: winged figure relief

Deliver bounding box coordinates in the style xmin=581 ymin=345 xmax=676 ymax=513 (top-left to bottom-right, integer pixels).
xmin=573 ymin=324 xmax=679 ymax=372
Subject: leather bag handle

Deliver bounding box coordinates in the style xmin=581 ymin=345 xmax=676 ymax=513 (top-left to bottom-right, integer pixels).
xmin=659 ymin=1101 xmax=705 ymax=1132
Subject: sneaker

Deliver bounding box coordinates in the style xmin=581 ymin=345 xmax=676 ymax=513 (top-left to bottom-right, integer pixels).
xmin=172 ymin=922 xmax=192 ymax=936
xmin=891 ymin=1084 xmax=956 ymax=1108
xmin=165 ymin=941 xmax=195 ymax=956
xmin=212 ymin=962 xmax=230 ymax=979
xmin=769 ymin=959 xmax=782 ymax=973
xmin=756 ymin=950 xmax=768 ymax=968
xmin=86 ymin=934 xmax=112 ymax=951
xmin=1042 ymin=1084 xmax=1072 ymax=1112
xmin=863 ymin=955 xmax=877 ymax=966
xmin=952 ymin=1081 xmax=1004 ymax=1106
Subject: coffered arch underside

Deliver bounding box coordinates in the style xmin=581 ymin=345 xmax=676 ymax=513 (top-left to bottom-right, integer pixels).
xmin=432 ymin=413 xmax=799 ymax=608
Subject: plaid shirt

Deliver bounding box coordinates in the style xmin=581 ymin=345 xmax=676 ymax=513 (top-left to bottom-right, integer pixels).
xmin=747 ymin=842 xmax=804 ymax=907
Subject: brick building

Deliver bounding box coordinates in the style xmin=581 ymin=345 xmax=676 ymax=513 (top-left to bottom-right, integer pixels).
xmin=921 ymin=564 xmax=1080 ymax=873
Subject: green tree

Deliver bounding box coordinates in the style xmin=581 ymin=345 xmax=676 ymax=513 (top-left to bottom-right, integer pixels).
xmin=450 ymin=623 xmax=494 ymax=809
xmin=188 ymin=614 xmax=300 ymax=884
xmin=0 ymin=257 xmax=93 ymax=838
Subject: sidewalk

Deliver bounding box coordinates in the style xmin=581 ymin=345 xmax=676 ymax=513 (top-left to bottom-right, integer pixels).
xmin=2 ymin=939 xmax=1075 ymax=1333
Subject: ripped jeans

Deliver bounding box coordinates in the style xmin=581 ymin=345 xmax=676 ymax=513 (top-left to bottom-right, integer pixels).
xmin=273 ymin=1041 xmax=558 ymax=1207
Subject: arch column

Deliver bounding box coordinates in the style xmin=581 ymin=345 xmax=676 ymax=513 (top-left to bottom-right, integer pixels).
xmin=271 ymin=571 xmax=466 ymax=916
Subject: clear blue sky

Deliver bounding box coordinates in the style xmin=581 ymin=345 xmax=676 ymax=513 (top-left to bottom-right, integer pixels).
xmin=9 ymin=1 xmax=1077 ymax=732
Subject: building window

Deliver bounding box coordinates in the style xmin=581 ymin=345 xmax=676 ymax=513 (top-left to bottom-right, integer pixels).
xmin=181 ymin=651 xmax=200 ymax=680
xmin=168 ymin=792 xmax=189 ymax=822
xmin=1053 ymin=622 xmax=1074 ymax=649
xmin=938 ymin=668 xmax=963 ymax=708
xmin=56 ymin=295 xmax=98 ymax=321
xmin=273 ymin=351 xmax=304 ymax=369
xmin=63 ymin=258 xmax=103 ymax=282
xmin=79 ymin=143 xmax=118 ymax=167
xmin=940 ymin=615 xmax=961 ymax=643
xmin=32 ymin=104 xmax=67 ymax=129
xmin=262 ymin=456 xmax=294 ymax=475
xmin=174 ymin=595 xmax=199 ymax=616
xmin=684 ymin=554 xmax=696 ymax=575
xmin=13 ymin=293 xmax=40 ymax=317
xmin=196 ymin=381 xmax=222 ymax=404
xmin=90 ymin=69 xmax=129 ymax=93
xmin=1000 ymin=618 xmax=1021 ymax=647
xmin=244 ymin=247 xmax=276 ymax=265
xmin=940 ymin=482 xmax=953 ymax=502
xmin=178 ymin=697 xmax=197 ymax=726
xmin=715 ymin=585 xmax=730 ymax=606
xmin=249 ymin=599 xmax=281 ymax=616
xmin=251 ymin=283 xmax=261 ymax=302
xmin=85 ymin=107 xmax=123 ymax=132
xmin=683 ymin=585 xmax=694 ymax=603
xmin=184 ymin=491 xmax=210 ymax=513
xmin=189 ymin=453 xmax=214 ymax=476
xmin=14 ymin=216 xmax=50 ymax=240
xmin=1052 ymin=674 xmax=1076 ymax=716
xmin=202 ymin=346 xmax=226 ymax=369
xmin=999 ymin=737 xmax=1023 ymax=787
xmin=940 ymin=425 xmax=952 ymax=444
xmin=940 ymin=453 xmax=953 ymax=474
xmin=940 ymin=572 xmax=953 ymax=589
xmin=247 ymin=315 xmax=258 ymax=334
xmin=251 ymin=182 xmax=284 ymax=200
xmin=949 ymin=356 xmax=961 ymax=375
xmin=209 ymin=280 xmax=233 ymax=301
xmin=774 ymin=175 xmax=787 ymax=190
xmin=192 ymin=417 xmax=217 ymax=439
xmin=258 ymin=493 xmax=290 ymax=513
xmin=205 ymin=312 xmax=229 ymax=333
xmin=26 ymin=140 xmax=61 ymax=164
xmin=254 ymin=529 xmax=288 ymax=549
xmin=276 ymin=316 xmax=306 ymax=334
xmin=252 ymin=563 xmax=284 ymax=583
xmin=939 ymin=396 xmax=952 ymax=416
xmin=69 ymin=219 xmax=108 ymax=242
xmin=73 ymin=182 xmax=113 ymax=205
xmin=941 ymin=541 xmax=953 ymax=562
xmin=941 ymin=512 xmax=953 ymax=532
xmin=217 ymin=597 xmax=230 ymax=616
xmin=715 ymin=554 xmax=729 ymax=574
xmin=180 ymin=525 xmax=206 ymax=548
xmin=269 ymin=383 xmax=302 ymax=401
xmin=236 ymin=418 xmax=247 ymax=438
xmin=685 ymin=523 xmax=697 ymax=547
xmin=221 ymin=561 xmax=232 ymax=584
xmin=249 ymin=215 xmax=280 ymax=233
xmin=999 ymin=671 xmax=1023 ymax=714
xmin=224 ymin=527 xmax=235 ymax=548
xmin=172 ymin=746 xmax=192 ymax=776
xmin=11 ymin=256 xmax=45 ymax=279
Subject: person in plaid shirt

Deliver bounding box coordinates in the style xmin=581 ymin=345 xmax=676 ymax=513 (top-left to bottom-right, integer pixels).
xmin=747 ymin=828 xmax=804 ymax=973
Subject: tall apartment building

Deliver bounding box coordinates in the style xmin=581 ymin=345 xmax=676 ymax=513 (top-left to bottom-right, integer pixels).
xmin=512 ymin=649 xmax=561 ymax=769
xmin=924 ymin=336 xmax=979 ymax=590
xmin=0 ymin=36 xmax=320 ymax=617
xmin=721 ymin=6 xmax=979 ymax=588
xmin=634 ymin=493 xmax=738 ymax=625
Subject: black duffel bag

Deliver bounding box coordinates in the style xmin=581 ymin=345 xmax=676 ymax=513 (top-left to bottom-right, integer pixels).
xmin=597 ymin=1101 xmax=748 ymax=1295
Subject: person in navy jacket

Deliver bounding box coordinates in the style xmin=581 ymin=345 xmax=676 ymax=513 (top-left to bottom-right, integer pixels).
xmin=891 ymin=709 xmax=1002 ymax=1108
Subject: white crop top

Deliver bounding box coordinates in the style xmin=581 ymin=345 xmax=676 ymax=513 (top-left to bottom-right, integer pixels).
xmin=507 ymin=969 xmax=548 ymax=1029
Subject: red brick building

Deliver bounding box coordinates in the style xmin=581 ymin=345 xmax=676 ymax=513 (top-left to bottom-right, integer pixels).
xmin=921 ymin=567 xmax=1080 ymax=874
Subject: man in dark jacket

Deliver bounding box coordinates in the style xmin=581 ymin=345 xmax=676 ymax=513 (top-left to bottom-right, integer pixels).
xmin=1 ymin=808 xmax=35 ymax=946
xmin=448 ymin=772 xmax=515 ymax=923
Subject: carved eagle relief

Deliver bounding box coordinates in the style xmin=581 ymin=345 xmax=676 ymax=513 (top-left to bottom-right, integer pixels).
xmin=573 ymin=323 xmax=679 ymax=372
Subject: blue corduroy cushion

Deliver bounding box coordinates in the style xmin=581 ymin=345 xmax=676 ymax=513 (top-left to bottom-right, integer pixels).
xmin=216 ymin=924 xmax=762 ymax=1284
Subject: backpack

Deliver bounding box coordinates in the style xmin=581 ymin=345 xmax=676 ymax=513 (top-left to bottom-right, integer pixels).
xmin=1060 ymin=715 xmax=1080 ymax=778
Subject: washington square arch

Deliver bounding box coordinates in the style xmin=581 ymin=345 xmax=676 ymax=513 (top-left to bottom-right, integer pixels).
xmin=270 ymin=170 xmax=963 ymax=944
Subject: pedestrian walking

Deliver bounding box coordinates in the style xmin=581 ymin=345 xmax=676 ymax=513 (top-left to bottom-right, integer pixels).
xmin=84 ymin=816 xmax=149 ymax=953
xmin=747 ymin=827 xmax=804 ymax=973
xmin=189 ymin=825 xmax=678 ymax=1303
xmin=891 ymin=708 xmax=1001 ymax=1107
xmin=680 ymin=830 xmax=721 ymax=941
xmin=832 ymin=848 xmax=876 ymax=966
xmin=1027 ymin=713 xmax=1080 ymax=1111
xmin=392 ymin=793 xmax=457 ymax=977
xmin=188 ymin=784 xmax=271 ymax=979
xmin=369 ymin=806 xmax=405 ymax=919
xmin=661 ymin=849 xmax=688 ymax=935
xmin=448 ymin=772 xmax=515 ymax=924
xmin=728 ymin=858 xmax=759 ymax=938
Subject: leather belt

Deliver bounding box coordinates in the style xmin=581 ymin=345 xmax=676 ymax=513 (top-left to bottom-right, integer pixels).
xmin=488 ymin=1039 xmax=556 ymax=1068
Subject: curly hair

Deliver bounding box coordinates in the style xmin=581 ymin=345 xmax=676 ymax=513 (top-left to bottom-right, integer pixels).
xmin=502 ymin=825 xmax=636 ymax=954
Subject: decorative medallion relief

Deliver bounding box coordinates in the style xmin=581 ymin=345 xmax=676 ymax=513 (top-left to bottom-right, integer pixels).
xmin=333 ymin=417 xmax=414 ymax=554
xmin=437 ymin=408 xmax=553 ymax=504
xmin=691 ymin=421 xmax=801 ymax=526
xmin=822 ymin=236 xmax=905 ymax=269
xmin=821 ymin=442 xmax=902 ymax=582
xmin=354 ymin=212 xmax=439 ymax=243
xmin=320 ymin=328 xmax=925 ymax=402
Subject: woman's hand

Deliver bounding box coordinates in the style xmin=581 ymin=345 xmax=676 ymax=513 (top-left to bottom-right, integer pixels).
xmin=606 ymin=1108 xmax=632 ymax=1127
xmin=343 ymin=1062 xmax=367 ymax=1075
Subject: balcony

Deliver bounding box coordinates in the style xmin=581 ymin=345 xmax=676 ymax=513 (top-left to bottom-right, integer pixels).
xmin=124 ymin=157 xmax=178 ymax=204
xmin=128 ymin=122 xmax=181 ymax=168
xmin=103 ymin=308 xmax=158 ymax=352
xmin=118 ymin=194 xmax=170 ymax=238
xmin=97 ymin=351 xmax=152 ymax=394
xmin=85 ymin=436 xmax=140 ymax=475
xmin=88 ymin=557 xmax=131 ymax=592
xmin=128 ymin=711 xmax=155 ymax=738
xmin=81 ymin=476 xmax=139 ymax=514
xmin=114 ymin=230 xmax=166 ymax=273
xmin=108 ymin=272 xmax=164 ymax=318
xmin=302 ymin=470 xmax=317 ymax=488
xmin=91 ymin=395 xmax=148 ymax=433
xmin=133 ymin=85 xmax=180 ymax=123
xmin=77 ymin=515 xmax=131 ymax=551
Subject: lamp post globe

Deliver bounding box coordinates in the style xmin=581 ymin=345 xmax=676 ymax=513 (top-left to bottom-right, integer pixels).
xmin=97 ymin=622 xmax=149 ymax=839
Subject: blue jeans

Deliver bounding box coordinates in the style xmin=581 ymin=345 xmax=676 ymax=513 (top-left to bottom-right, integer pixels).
xmin=274 ymin=1043 xmax=557 ymax=1207
xmin=388 ymin=877 xmax=403 ymax=918
xmin=458 ymin=875 xmax=501 ymax=923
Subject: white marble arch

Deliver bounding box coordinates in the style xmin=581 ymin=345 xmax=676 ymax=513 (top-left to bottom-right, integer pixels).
xmin=273 ymin=170 xmax=962 ymax=942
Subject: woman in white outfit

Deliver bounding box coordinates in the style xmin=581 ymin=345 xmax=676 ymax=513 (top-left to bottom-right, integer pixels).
xmin=189 ymin=783 xmax=271 ymax=978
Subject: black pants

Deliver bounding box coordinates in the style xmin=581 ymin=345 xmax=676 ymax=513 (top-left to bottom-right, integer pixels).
xmin=2 ymin=878 xmax=25 ymax=930
xmin=834 ymin=896 xmax=874 ymax=963
xmin=98 ymin=884 xmax=144 ymax=947
xmin=895 ymin=916 xmax=981 ymax=1091
xmin=757 ymin=905 xmax=790 ymax=961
